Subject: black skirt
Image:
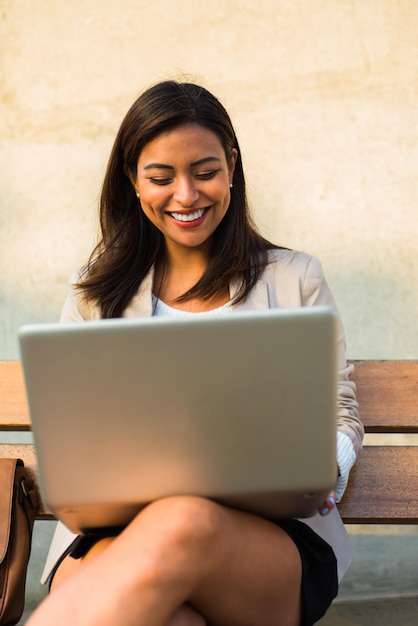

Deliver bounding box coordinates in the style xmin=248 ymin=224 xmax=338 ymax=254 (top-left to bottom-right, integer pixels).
xmin=276 ymin=519 xmax=338 ymax=625
xmin=50 ymin=519 xmax=337 ymax=626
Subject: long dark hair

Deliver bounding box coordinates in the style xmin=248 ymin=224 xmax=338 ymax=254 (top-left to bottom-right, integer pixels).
xmin=77 ymin=80 xmax=279 ymax=317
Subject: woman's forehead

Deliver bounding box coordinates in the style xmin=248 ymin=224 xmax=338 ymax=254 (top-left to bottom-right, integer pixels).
xmin=138 ymin=123 xmax=226 ymax=165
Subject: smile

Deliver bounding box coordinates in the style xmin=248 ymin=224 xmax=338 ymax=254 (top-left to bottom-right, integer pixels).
xmin=169 ymin=209 xmax=206 ymax=222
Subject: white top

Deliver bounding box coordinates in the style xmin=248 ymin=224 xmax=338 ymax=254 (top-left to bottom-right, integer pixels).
xmin=152 ymin=295 xmax=233 ymax=317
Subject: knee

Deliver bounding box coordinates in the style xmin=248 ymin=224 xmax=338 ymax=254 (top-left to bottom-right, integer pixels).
xmin=136 ymin=496 xmax=224 ymax=560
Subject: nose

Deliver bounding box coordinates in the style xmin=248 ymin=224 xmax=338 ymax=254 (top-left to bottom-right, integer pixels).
xmin=173 ymin=176 xmax=199 ymax=207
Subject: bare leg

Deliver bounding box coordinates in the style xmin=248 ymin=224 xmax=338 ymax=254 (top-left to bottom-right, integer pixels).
xmin=51 ymin=540 xmax=207 ymax=626
xmin=28 ymin=496 xmax=302 ymax=626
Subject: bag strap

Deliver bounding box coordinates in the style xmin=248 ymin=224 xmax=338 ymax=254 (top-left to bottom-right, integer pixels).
xmin=0 ymin=459 xmax=22 ymax=565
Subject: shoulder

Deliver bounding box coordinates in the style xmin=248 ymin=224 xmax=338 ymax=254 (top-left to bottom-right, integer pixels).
xmin=264 ymin=248 xmax=325 ymax=282
xmin=60 ymin=266 xmax=155 ymax=321
xmin=60 ymin=269 xmax=100 ymax=321
xmin=250 ymin=248 xmax=333 ymax=309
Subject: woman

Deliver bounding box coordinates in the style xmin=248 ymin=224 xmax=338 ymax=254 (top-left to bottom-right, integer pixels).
xmin=29 ymin=80 xmax=363 ymax=626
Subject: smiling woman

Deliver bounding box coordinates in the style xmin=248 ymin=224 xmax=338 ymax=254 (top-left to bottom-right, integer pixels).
xmin=73 ymin=81 xmax=277 ymax=318
xmin=27 ymin=80 xmax=363 ymax=626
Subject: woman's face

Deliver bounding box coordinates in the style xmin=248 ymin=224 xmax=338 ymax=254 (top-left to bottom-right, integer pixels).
xmin=134 ymin=123 xmax=237 ymax=257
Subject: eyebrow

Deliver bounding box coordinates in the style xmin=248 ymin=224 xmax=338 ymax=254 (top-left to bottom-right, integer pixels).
xmin=143 ymin=156 xmax=222 ymax=171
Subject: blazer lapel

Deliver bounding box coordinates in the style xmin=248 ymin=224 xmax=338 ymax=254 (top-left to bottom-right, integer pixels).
xmin=125 ymin=271 xmax=271 ymax=317
xmin=124 ymin=267 xmax=155 ymax=317
xmin=230 ymin=278 xmax=270 ymax=311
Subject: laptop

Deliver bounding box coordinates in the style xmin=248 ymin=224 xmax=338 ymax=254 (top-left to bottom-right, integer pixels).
xmin=18 ymin=306 xmax=338 ymax=534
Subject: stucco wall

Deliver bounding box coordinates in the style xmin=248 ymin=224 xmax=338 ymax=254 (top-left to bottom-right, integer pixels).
xmin=1 ymin=0 xmax=417 ymax=359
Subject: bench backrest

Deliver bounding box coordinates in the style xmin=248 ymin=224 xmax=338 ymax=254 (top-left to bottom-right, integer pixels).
xmin=1 ymin=360 xmax=417 ymax=523
xmin=338 ymin=360 xmax=418 ymax=523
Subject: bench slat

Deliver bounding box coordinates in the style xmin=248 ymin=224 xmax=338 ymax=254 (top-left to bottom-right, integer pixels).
xmin=338 ymin=446 xmax=418 ymax=523
xmin=3 ymin=360 xmax=418 ymax=433
xmin=350 ymin=361 xmax=418 ymax=433
xmin=0 ymin=361 xmax=31 ymax=430
xmin=1 ymin=444 xmax=417 ymax=523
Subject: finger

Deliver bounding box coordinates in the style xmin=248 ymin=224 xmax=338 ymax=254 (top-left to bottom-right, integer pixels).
xmin=319 ymin=494 xmax=336 ymax=517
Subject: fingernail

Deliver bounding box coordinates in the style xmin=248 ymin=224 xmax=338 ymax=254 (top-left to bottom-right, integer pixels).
xmin=329 ymin=496 xmax=336 ymax=506
xmin=320 ymin=506 xmax=329 ymax=516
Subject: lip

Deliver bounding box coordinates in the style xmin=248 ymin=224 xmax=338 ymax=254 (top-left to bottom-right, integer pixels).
xmin=168 ymin=207 xmax=210 ymax=228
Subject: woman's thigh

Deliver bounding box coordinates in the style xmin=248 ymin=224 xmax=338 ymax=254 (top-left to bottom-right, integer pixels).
xmin=180 ymin=501 xmax=303 ymax=626
xmin=50 ymin=537 xmax=115 ymax=591
xmin=52 ymin=547 xmax=207 ymax=626
xmin=50 ymin=497 xmax=302 ymax=626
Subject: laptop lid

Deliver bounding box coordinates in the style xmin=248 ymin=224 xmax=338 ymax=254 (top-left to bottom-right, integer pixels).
xmin=19 ymin=306 xmax=337 ymax=534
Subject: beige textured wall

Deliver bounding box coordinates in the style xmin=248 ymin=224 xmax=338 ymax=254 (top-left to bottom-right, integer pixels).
xmin=1 ymin=0 xmax=417 ymax=359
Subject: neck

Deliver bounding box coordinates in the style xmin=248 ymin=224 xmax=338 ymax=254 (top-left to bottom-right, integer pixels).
xmin=153 ymin=242 xmax=210 ymax=305
xmin=163 ymin=238 xmax=211 ymax=271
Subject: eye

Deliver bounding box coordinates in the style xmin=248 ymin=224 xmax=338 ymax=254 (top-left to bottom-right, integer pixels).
xmin=195 ymin=170 xmax=218 ymax=180
xmin=148 ymin=177 xmax=173 ymax=186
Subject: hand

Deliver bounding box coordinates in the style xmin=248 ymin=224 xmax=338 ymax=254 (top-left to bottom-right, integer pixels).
xmin=318 ymin=491 xmax=336 ymax=516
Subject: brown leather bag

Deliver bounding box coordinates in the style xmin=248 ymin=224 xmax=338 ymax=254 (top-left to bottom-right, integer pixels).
xmin=0 ymin=459 xmax=39 ymax=625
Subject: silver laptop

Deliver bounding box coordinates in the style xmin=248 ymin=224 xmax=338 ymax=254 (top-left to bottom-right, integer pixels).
xmin=19 ymin=307 xmax=337 ymax=534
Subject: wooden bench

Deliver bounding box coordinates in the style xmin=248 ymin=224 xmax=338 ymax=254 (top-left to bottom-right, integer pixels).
xmin=1 ymin=360 xmax=418 ymax=524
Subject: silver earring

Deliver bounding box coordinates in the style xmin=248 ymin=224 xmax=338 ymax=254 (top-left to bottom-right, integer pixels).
xmin=229 ymin=183 xmax=233 ymax=189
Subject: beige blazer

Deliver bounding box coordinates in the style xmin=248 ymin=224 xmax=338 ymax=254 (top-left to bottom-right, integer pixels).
xmin=46 ymin=248 xmax=362 ymax=583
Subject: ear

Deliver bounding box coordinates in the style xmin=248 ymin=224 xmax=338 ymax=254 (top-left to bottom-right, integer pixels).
xmin=130 ymin=182 xmax=140 ymax=199
xmin=228 ymin=148 xmax=238 ymax=184
xmin=131 ymin=177 xmax=140 ymax=199
xmin=124 ymin=163 xmax=139 ymax=196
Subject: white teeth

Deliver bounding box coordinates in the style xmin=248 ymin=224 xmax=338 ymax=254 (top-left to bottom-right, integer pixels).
xmin=170 ymin=209 xmax=205 ymax=222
